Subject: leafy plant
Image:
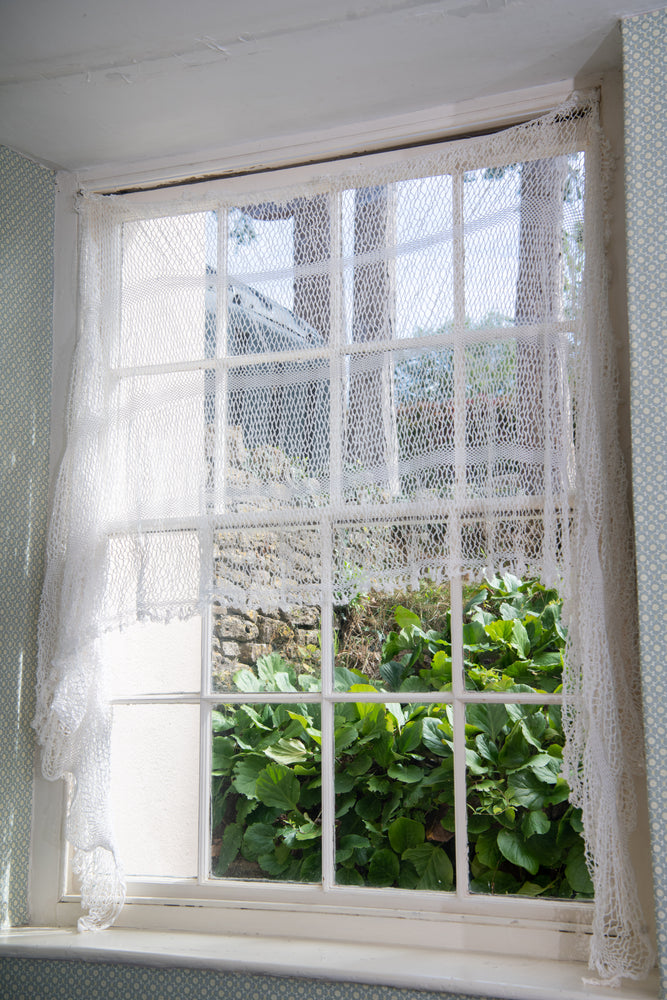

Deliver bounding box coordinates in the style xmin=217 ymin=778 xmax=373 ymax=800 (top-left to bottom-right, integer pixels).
xmin=211 ymin=576 xmax=592 ymax=900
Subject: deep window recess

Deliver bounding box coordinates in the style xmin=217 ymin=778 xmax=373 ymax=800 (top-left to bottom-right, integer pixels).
xmin=37 ymin=96 xmax=653 ymax=984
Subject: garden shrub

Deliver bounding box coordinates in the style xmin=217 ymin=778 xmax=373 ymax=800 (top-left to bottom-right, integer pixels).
xmin=211 ymin=574 xmax=592 ymax=898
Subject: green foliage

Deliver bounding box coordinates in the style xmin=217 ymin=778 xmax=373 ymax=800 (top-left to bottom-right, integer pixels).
xmin=211 ymin=575 xmax=592 ymax=900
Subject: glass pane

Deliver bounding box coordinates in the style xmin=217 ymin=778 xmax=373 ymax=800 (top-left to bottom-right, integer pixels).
xmin=105 ymin=616 xmax=201 ymax=699
xmin=211 ymin=702 xmax=321 ymax=882
xmin=211 ymin=527 xmax=322 ymax=642
xmin=108 ymin=370 xmax=207 ymax=521
xmin=395 ymin=347 xmax=455 ymax=500
xmin=464 ymin=332 xmax=573 ymax=501
xmin=464 ymin=154 xmax=585 ymax=330
xmin=464 ymin=163 xmax=521 ymax=326
xmin=466 ymin=701 xmax=591 ymax=899
xmin=212 ymin=604 xmax=321 ymax=694
xmin=341 ymin=175 xmax=455 ymax=345
xmin=226 ymin=194 xmax=331 ymax=349
xmin=334 ymin=581 xmax=453 ymax=694
xmin=394 ymin=174 xmax=455 ymax=340
xmin=463 ymin=337 xmax=518 ymax=500
xmin=110 ymin=703 xmax=199 ymax=878
xmin=118 ymin=212 xmax=212 ymax=368
xmin=562 ymin=153 xmax=585 ymax=322
xmin=342 ymin=186 xmax=394 ymax=347
xmin=343 ymin=346 xmax=456 ymax=506
xmin=334 ymin=701 xmax=455 ymax=890
xmin=460 ymin=575 xmax=565 ymax=694
xmin=225 ymin=359 xmax=330 ymax=498
xmin=227 ymin=205 xmax=294 ymax=322
xmin=333 ymin=521 xmax=451 ymax=611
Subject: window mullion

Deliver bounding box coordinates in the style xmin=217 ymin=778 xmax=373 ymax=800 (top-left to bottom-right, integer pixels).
xmin=200 ymin=206 xmax=228 ymax=885
xmin=451 ymin=172 xmax=469 ymax=900
xmin=215 ymin=205 xmax=229 ymax=513
xmin=330 ymin=189 xmax=343 ymax=512
xmin=450 ymin=575 xmax=469 ymax=900
xmin=320 ymin=189 xmax=343 ymax=892
xmin=321 ymin=522 xmax=335 ymax=891
xmin=452 ymin=170 xmax=466 ymax=519
xmin=198 ymin=688 xmax=212 ymax=884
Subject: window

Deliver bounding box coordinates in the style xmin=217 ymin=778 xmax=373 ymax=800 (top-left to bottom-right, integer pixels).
xmin=34 ymin=93 xmax=653 ymax=984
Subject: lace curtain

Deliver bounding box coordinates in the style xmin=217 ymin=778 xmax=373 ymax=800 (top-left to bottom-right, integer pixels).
xmin=34 ymin=93 xmax=653 ymax=981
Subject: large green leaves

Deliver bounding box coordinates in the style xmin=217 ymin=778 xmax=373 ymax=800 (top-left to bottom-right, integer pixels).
xmin=215 ymin=823 xmax=243 ymax=875
xmin=388 ymin=817 xmax=425 ymax=853
xmin=402 ymin=844 xmax=454 ymax=890
xmin=210 ymin=578 xmax=588 ymax=900
xmin=255 ymin=763 xmax=301 ymax=811
xmin=497 ymin=829 xmax=540 ymax=875
xmin=368 ymin=848 xmax=400 ymax=886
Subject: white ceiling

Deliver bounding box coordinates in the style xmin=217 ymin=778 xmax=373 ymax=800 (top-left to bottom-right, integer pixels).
xmin=0 ymin=0 xmax=661 ymax=172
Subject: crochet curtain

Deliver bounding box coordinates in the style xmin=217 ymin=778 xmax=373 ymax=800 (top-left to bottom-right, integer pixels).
xmin=35 ymin=94 xmax=652 ymax=981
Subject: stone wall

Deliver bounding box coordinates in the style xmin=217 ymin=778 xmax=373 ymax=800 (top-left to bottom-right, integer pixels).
xmin=211 ymin=603 xmax=321 ymax=691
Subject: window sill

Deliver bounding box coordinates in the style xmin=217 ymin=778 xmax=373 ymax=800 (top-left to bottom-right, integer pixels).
xmin=0 ymin=927 xmax=658 ymax=1000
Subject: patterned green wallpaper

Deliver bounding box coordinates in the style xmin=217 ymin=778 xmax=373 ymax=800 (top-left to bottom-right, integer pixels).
xmin=0 ymin=145 xmax=54 ymax=929
xmin=0 ymin=959 xmax=505 ymax=1000
xmin=622 ymin=8 xmax=667 ymax=999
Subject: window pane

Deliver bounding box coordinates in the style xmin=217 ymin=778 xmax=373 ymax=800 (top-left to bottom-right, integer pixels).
xmin=212 ymin=526 xmax=322 ymax=622
xmin=394 ymin=174 xmax=454 ymax=340
xmin=464 ymin=163 xmax=521 ymax=326
xmin=342 ymin=185 xmax=393 ymax=347
xmin=464 ymin=155 xmax=585 ymax=330
xmin=342 ymin=175 xmax=455 ymax=344
xmin=211 ymin=702 xmax=321 ymax=882
xmin=118 ymin=213 xmax=211 ymax=368
xmin=227 ymin=280 xmax=325 ymax=355
xmin=226 ymin=206 xmax=294 ymax=322
xmin=105 ymin=616 xmax=201 ymax=699
xmin=225 ymin=359 xmax=330 ymax=494
xmin=465 ymin=701 xmax=590 ymax=900
xmin=108 ymin=370 xmax=207 ymax=521
xmin=395 ymin=347 xmax=455 ymax=499
xmin=226 ymin=194 xmax=333 ymax=349
xmin=212 ymin=605 xmax=321 ymax=694
xmin=343 ymin=347 xmax=457 ymax=505
xmin=334 ymin=581 xmax=452 ymax=694
xmin=333 ymin=522 xmax=450 ymax=608
xmin=464 ymin=332 xmax=573 ymax=501
xmin=463 ymin=337 xmax=519 ymax=500
xmin=459 ymin=576 xmax=565 ymax=694
xmin=110 ymin=703 xmax=200 ymax=878
xmin=334 ymin=701 xmax=455 ymax=890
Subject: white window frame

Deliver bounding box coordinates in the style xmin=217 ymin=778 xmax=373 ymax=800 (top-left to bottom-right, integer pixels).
xmin=25 ymin=78 xmax=655 ymax=998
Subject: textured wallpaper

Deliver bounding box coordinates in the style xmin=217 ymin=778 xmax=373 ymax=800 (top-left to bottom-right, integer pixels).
xmin=622 ymin=8 xmax=667 ymax=999
xmin=0 ymin=146 xmax=54 ymax=928
xmin=0 ymin=958 xmax=507 ymax=1000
